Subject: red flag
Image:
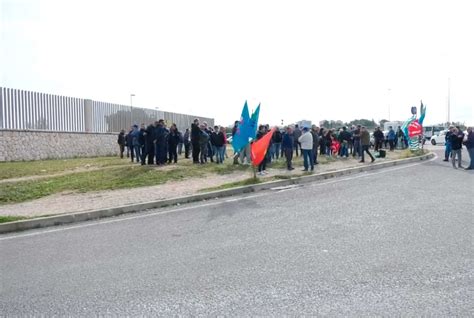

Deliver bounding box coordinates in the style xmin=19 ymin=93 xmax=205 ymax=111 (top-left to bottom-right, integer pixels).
xmin=251 ymin=127 xmax=276 ymax=166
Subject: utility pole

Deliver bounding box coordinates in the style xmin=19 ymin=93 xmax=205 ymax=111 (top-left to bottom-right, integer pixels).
xmin=447 ymin=78 xmax=451 ymax=125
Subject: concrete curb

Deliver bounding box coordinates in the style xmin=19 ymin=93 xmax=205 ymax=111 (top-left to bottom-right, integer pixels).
xmin=0 ymin=153 xmax=434 ymax=234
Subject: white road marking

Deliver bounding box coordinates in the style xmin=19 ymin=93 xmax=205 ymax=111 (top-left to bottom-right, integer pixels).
xmin=0 ymin=154 xmax=437 ymax=241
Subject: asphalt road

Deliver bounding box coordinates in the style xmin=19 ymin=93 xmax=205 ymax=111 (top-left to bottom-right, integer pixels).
xmin=1 ymin=147 xmax=473 ymax=316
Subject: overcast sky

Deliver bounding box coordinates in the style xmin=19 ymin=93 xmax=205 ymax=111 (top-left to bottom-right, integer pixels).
xmin=1 ymin=0 xmax=473 ymax=126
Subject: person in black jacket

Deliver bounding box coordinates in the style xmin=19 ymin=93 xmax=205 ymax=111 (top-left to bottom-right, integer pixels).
xmin=145 ymin=122 xmax=156 ymax=165
xmin=138 ymin=124 xmax=147 ymax=165
xmin=272 ymin=128 xmax=283 ymax=160
xmin=191 ymin=119 xmax=201 ymax=164
xmin=373 ymin=127 xmax=384 ymax=151
xmin=126 ymin=127 xmax=135 ymax=162
xmin=167 ymin=123 xmax=180 ymax=164
xmin=282 ymin=126 xmax=294 ymax=170
xmin=311 ymin=125 xmax=320 ymax=164
xmin=449 ymin=127 xmax=464 ymax=169
xmin=154 ymin=119 xmax=168 ymax=165
xmin=117 ymin=130 xmax=126 ymax=158
xmin=214 ymin=126 xmax=226 ymax=164
xmin=338 ymin=126 xmax=352 ymax=158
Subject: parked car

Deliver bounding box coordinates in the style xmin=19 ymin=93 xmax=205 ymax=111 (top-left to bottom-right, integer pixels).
xmin=430 ymin=130 xmax=447 ymax=145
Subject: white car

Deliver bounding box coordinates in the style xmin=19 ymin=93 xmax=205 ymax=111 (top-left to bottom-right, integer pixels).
xmin=430 ymin=130 xmax=447 ymax=145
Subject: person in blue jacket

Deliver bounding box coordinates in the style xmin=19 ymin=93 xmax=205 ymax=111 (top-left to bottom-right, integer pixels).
xmin=387 ymin=126 xmax=396 ymax=151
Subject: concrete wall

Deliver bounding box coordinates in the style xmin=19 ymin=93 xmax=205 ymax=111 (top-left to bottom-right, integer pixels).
xmin=0 ymin=129 xmax=118 ymax=161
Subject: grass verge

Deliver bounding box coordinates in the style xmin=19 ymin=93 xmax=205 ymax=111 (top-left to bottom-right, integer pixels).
xmin=0 ymin=215 xmax=28 ymax=223
xmin=0 ymin=156 xmax=129 ymax=180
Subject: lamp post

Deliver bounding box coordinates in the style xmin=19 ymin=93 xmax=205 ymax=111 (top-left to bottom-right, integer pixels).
xmin=130 ymin=94 xmax=135 ymax=126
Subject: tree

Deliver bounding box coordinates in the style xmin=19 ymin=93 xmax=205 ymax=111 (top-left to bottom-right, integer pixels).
xmin=379 ymin=119 xmax=389 ymax=128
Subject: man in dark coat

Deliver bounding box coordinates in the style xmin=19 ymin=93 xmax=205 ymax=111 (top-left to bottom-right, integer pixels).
xmin=154 ymin=119 xmax=168 ymax=165
xmin=117 ymin=130 xmax=126 ymax=158
xmin=138 ymin=124 xmax=147 ymax=165
xmin=282 ymin=126 xmax=294 ymax=170
xmin=191 ymin=119 xmax=201 ymax=164
xmin=311 ymin=125 xmax=320 ymax=164
xmin=293 ymin=124 xmax=302 ymax=156
xmin=145 ymin=122 xmax=156 ymax=165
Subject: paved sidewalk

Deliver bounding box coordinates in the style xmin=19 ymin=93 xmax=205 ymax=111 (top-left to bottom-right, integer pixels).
xmin=1 ymin=151 xmax=404 ymax=218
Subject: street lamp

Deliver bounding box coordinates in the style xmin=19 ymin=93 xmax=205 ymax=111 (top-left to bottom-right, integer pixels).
xmin=130 ymin=94 xmax=135 ymax=126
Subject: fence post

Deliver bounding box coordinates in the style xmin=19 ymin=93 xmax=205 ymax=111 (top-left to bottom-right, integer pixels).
xmin=84 ymin=99 xmax=93 ymax=132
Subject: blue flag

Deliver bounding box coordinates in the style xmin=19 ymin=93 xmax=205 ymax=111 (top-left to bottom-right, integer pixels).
xmin=232 ymin=101 xmax=251 ymax=152
xmin=249 ymin=103 xmax=260 ymax=140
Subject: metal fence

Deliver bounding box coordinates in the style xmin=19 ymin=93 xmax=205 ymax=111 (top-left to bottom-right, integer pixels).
xmin=0 ymin=87 xmax=214 ymax=133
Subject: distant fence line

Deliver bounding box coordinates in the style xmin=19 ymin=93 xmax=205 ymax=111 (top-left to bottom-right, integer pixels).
xmin=0 ymin=87 xmax=214 ymax=133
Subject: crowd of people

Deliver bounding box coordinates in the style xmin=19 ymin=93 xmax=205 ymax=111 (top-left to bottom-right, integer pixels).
xmin=117 ymin=119 xmax=474 ymax=172
xmin=117 ymin=119 xmax=228 ymax=166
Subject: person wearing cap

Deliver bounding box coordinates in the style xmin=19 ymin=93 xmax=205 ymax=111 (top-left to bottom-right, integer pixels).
xmin=298 ymin=127 xmax=314 ymax=171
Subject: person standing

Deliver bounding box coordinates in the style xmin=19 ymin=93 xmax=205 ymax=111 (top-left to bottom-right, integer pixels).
xmin=360 ymin=126 xmax=375 ymax=163
xmin=282 ymin=126 xmax=294 ymax=170
xmin=210 ymin=126 xmax=220 ymax=163
xmin=131 ymin=125 xmax=141 ymax=163
xmin=373 ymin=127 xmax=384 ymax=152
xmin=311 ymin=125 xmax=320 ymax=165
xmin=191 ymin=119 xmax=201 ymax=164
xmin=299 ymin=127 xmax=314 ymax=171
xmin=154 ymin=120 xmax=167 ymax=166
xmin=443 ymin=126 xmax=454 ymax=162
xmin=387 ymin=126 xmax=396 ymax=151
xmin=167 ymin=124 xmax=180 ymax=164
xmin=183 ymin=128 xmax=191 ymax=159
xmin=338 ymin=126 xmax=351 ymax=158
xmin=271 ymin=128 xmax=283 ymax=160
xmin=256 ymin=125 xmax=268 ymax=175
xmin=199 ymin=124 xmax=210 ymax=164
xmin=117 ymin=130 xmax=126 ymax=158
xmin=293 ymin=124 xmax=302 ymax=156
xmin=352 ymin=125 xmax=361 ymax=157
xmin=319 ymin=127 xmax=326 ymax=156
xmin=126 ymin=127 xmax=134 ymax=162
xmin=177 ymin=130 xmax=184 ymax=156
xmin=145 ymin=122 xmax=156 ymax=165
xmin=396 ymin=126 xmax=405 ymax=149
xmin=138 ymin=124 xmax=147 ymax=165
xmin=463 ymin=127 xmax=474 ymax=170
xmin=449 ymin=127 xmax=464 ymax=169
xmin=214 ymin=126 xmax=226 ymax=164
